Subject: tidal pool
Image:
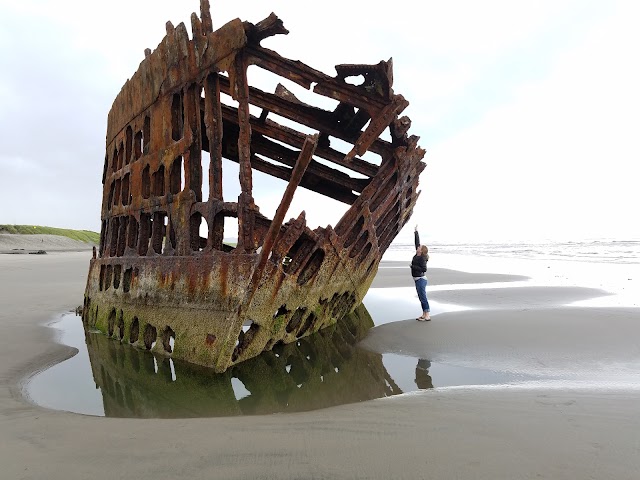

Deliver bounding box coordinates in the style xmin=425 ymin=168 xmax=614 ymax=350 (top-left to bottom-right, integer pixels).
xmin=25 ymin=303 xmax=533 ymax=418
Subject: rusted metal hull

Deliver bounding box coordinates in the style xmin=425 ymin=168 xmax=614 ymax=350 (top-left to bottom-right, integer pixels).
xmin=84 ymin=304 xmax=399 ymax=417
xmin=83 ymin=0 xmax=425 ymax=372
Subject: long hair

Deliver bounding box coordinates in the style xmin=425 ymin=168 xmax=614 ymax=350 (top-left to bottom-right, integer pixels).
xmin=419 ymin=245 xmax=429 ymax=261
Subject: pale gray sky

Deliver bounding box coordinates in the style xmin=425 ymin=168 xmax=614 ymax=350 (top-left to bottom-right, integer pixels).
xmin=1 ymin=0 xmax=638 ymax=242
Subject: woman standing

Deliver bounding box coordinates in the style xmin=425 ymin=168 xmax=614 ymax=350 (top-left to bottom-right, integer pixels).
xmin=411 ymin=225 xmax=430 ymax=321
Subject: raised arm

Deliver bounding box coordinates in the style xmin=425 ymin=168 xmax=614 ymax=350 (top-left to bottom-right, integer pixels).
xmin=414 ymin=224 xmax=420 ymax=249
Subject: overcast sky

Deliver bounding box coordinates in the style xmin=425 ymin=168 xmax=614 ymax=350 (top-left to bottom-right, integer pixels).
xmin=1 ymin=0 xmax=638 ymax=243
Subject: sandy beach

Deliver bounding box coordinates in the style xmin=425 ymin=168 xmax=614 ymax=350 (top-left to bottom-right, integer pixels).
xmin=1 ymin=240 xmax=639 ymax=479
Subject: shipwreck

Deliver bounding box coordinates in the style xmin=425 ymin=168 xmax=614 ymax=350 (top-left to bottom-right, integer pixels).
xmin=83 ymin=0 xmax=425 ymax=372
xmin=84 ymin=304 xmax=403 ymax=417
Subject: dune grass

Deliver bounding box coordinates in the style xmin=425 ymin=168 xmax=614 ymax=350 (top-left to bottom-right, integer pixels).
xmin=0 ymin=225 xmax=100 ymax=244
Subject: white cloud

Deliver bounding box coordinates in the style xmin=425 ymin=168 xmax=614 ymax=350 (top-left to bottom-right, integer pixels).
xmin=1 ymin=0 xmax=636 ymax=242
xmin=3 ymin=154 xmax=52 ymax=176
xmin=413 ymin=2 xmax=640 ymax=241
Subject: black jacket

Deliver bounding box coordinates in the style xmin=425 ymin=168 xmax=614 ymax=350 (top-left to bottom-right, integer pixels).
xmin=410 ymin=230 xmax=427 ymax=277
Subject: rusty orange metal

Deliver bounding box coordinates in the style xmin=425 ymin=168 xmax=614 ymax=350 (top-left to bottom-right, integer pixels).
xmin=83 ymin=0 xmax=425 ymax=372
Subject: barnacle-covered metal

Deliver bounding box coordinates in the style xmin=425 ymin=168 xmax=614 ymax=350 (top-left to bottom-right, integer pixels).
xmin=83 ymin=0 xmax=425 ymax=372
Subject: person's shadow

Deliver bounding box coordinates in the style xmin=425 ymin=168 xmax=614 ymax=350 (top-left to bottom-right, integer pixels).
xmin=415 ymin=358 xmax=433 ymax=389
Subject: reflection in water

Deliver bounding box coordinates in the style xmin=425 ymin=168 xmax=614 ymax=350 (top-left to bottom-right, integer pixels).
xmin=415 ymin=359 xmax=433 ymax=390
xmin=28 ymin=302 xmax=537 ymax=417
xmin=85 ymin=305 xmax=409 ymax=418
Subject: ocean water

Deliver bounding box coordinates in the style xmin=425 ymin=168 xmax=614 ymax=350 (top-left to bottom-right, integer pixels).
xmin=383 ymin=239 xmax=640 ymax=308
xmin=386 ymin=239 xmax=640 ymax=264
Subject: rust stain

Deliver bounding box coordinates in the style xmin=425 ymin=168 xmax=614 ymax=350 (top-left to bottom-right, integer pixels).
xmin=83 ymin=0 xmax=426 ymax=372
xmin=219 ymin=255 xmax=228 ymax=298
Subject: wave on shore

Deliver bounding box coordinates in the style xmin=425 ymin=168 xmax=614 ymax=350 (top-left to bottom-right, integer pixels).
xmin=387 ymin=239 xmax=640 ymax=264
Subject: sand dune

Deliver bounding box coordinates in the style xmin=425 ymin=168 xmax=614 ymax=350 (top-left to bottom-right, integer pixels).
xmin=0 ymin=233 xmax=95 ymax=253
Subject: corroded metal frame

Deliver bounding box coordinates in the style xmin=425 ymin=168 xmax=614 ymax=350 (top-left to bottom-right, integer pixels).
xmin=83 ymin=0 xmax=425 ymax=372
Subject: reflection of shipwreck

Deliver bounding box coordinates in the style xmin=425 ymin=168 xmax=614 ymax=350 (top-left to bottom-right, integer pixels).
xmin=83 ymin=0 xmax=425 ymax=372
xmin=86 ymin=305 xmax=403 ymax=417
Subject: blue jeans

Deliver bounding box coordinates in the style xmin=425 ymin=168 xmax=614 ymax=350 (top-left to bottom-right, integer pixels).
xmin=414 ymin=277 xmax=430 ymax=312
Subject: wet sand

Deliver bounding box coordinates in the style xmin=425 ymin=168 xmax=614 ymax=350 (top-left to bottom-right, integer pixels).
xmin=1 ymin=252 xmax=640 ymax=479
xmin=370 ymin=260 xmax=529 ymax=287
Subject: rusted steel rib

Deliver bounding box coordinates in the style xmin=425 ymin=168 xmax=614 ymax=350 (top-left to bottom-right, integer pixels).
xmin=216 ymin=102 xmax=379 ymax=177
xmin=83 ymin=0 xmax=426 ymax=372
xmin=246 ymin=133 xmax=318 ymax=306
